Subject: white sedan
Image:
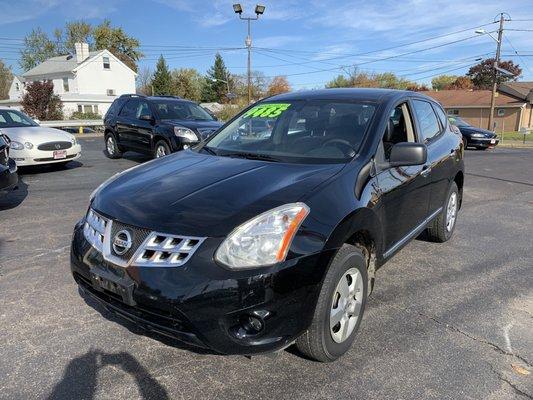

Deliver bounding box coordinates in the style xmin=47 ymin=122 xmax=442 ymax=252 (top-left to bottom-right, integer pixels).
xmin=0 ymin=108 xmax=81 ymax=166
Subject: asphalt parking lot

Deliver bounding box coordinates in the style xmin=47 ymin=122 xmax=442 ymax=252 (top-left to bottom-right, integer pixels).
xmin=1 ymin=137 xmax=532 ymax=400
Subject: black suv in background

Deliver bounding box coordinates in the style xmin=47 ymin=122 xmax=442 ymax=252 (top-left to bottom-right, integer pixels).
xmin=0 ymin=133 xmax=17 ymax=196
xmin=104 ymin=94 xmax=223 ymax=159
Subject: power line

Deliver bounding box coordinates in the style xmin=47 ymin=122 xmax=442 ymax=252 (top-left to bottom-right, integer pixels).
xmin=504 ymin=35 xmax=532 ymax=75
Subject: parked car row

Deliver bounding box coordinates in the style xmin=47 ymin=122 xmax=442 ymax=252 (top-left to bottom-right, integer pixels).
xmin=71 ymin=88 xmax=465 ymax=362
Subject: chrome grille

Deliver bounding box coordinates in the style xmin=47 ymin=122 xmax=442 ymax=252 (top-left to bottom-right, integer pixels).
xmin=83 ymin=209 xmax=108 ymax=252
xmin=82 ymin=208 xmax=205 ymax=268
xmin=37 ymin=141 xmax=72 ymax=151
xmin=132 ymin=232 xmax=205 ymax=267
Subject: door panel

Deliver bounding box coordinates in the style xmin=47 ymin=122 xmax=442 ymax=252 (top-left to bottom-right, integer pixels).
xmin=116 ymin=99 xmax=140 ymax=149
xmin=129 ymin=100 xmax=154 ymax=151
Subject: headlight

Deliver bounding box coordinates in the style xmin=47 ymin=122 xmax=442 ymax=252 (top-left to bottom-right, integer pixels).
xmin=174 ymin=127 xmax=198 ymax=142
xmin=25 ymin=142 xmax=33 ymax=149
xmin=215 ymin=203 xmax=310 ymax=269
xmin=10 ymin=141 xmax=24 ymax=150
xmin=471 ymin=133 xmax=485 ymax=138
xmin=71 ymin=137 xmax=77 ymax=145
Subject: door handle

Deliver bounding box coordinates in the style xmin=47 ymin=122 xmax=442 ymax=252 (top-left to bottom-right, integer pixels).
xmin=421 ymin=165 xmax=431 ymax=177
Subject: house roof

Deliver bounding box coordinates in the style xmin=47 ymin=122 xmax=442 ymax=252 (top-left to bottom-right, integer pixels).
xmin=498 ymin=81 xmax=533 ymax=100
xmin=424 ymin=90 xmax=526 ymax=108
xmin=22 ymin=51 xmax=102 ymax=77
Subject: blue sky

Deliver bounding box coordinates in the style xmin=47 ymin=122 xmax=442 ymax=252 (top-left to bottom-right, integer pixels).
xmin=0 ymin=0 xmax=532 ymax=88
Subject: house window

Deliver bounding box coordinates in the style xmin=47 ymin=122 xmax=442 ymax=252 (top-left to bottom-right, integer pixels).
xmin=63 ymin=77 xmax=69 ymax=92
xmin=78 ymin=105 xmax=83 ymax=113
xmin=107 ymin=89 xmax=116 ymax=96
xmin=83 ymin=105 xmax=93 ymax=113
xmin=103 ymin=56 xmax=110 ymax=70
xmin=93 ymin=104 xmax=98 ymax=114
xmin=497 ymin=109 xmax=505 ymax=117
xmin=447 ymin=109 xmax=459 ymax=115
xmin=15 ymin=83 xmax=19 ymax=91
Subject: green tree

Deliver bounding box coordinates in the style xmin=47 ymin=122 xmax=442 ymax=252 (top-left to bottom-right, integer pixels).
xmin=203 ymin=53 xmax=232 ymax=102
xmin=171 ymin=68 xmax=203 ymax=102
xmin=63 ymin=21 xmax=93 ymax=54
xmin=21 ymin=80 xmax=63 ymax=120
xmin=326 ymin=74 xmax=353 ymax=88
xmin=152 ymin=55 xmax=172 ymax=95
xmin=19 ymin=28 xmax=60 ymax=71
xmin=0 ymin=59 xmax=13 ymax=100
xmin=431 ymin=75 xmax=458 ymax=90
xmin=93 ymin=20 xmax=143 ymax=72
xmin=466 ymin=59 xmax=522 ymax=89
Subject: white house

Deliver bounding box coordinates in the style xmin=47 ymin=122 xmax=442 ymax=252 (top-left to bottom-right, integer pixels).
xmin=1 ymin=43 xmax=136 ymax=118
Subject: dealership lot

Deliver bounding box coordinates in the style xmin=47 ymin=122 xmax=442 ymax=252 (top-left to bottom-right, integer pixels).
xmin=0 ymin=138 xmax=532 ymax=399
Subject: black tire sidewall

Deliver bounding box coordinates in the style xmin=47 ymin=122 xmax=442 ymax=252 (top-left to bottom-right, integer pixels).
xmin=442 ymin=182 xmax=459 ymax=240
xmin=319 ymin=247 xmax=368 ymax=360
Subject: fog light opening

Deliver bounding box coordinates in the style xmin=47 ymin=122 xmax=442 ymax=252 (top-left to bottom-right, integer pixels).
xmin=241 ymin=314 xmax=264 ymax=335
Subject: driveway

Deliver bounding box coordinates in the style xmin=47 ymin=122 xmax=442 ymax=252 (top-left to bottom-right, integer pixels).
xmin=0 ymin=140 xmax=531 ymax=399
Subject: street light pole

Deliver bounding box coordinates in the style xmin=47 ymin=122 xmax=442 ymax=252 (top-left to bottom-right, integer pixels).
xmin=233 ymin=4 xmax=265 ymax=104
xmin=488 ymin=13 xmax=505 ymax=131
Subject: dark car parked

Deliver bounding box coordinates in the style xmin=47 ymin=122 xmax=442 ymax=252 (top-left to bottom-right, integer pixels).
xmin=448 ymin=116 xmax=499 ymax=150
xmin=71 ymin=89 xmax=464 ymax=362
xmin=0 ymin=133 xmax=18 ymax=195
xmin=103 ymin=94 xmax=223 ymax=159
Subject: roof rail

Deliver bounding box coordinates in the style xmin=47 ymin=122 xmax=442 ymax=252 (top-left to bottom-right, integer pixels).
xmin=119 ymin=93 xmax=147 ymax=98
xmin=150 ymin=95 xmax=182 ymax=99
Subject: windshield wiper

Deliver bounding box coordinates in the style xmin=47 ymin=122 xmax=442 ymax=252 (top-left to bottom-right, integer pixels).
xmin=222 ymin=152 xmax=281 ymax=162
xmin=200 ymin=146 xmax=218 ymax=156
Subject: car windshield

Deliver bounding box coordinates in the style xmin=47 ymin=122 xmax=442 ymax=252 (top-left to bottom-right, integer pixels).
xmin=0 ymin=109 xmax=38 ymax=128
xmin=152 ymin=100 xmax=214 ymax=121
xmin=448 ymin=116 xmax=470 ymax=127
xmin=203 ymin=100 xmax=376 ymax=164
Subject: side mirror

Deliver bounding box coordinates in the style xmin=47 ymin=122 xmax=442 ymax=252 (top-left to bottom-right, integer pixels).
xmin=139 ymin=114 xmax=154 ymax=123
xmin=389 ymin=142 xmax=427 ymax=167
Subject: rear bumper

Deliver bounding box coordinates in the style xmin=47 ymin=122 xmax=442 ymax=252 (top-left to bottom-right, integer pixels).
xmin=70 ymin=220 xmax=332 ymax=355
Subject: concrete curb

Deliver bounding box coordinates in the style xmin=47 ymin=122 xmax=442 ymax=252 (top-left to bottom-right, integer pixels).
xmin=74 ymin=133 xmax=104 ymax=139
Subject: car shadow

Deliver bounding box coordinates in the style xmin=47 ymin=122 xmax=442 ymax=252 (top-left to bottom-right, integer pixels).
xmin=18 ymin=160 xmax=83 ymax=175
xmin=101 ymin=149 xmax=152 ymax=164
xmin=0 ymin=177 xmax=28 ymax=210
xmin=80 ymin=289 xmax=216 ymax=357
xmin=46 ymin=349 xmax=169 ymax=400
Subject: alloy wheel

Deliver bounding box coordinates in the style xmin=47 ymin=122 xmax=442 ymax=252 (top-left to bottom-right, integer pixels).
xmin=156 ymin=145 xmax=167 ymax=158
xmin=446 ymin=192 xmax=457 ymax=232
xmin=106 ymin=137 xmax=115 ymax=155
xmin=330 ymin=268 xmax=364 ymax=343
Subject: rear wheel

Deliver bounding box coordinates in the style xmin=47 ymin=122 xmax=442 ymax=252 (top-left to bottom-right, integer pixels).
xmin=154 ymin=140 xmax=171 ymax=159
xmin=427 ymin=181 xmax=459 ymax=242
xmin=105 ymin=133 xmax=122 ymax=159
xmin=296 ymin=244 xmax=368 ymax=362
xmin=463 ymin=137 xmax=468 ymax=149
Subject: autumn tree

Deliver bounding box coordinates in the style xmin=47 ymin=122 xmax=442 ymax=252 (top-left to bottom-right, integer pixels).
xmin=325 ymin=69 xmax=415 ymax=90
xmin=21 ymin=80 xmax=63 ymax=120
xmin=466 ymin=59 xmax=521 ymax=89
xmin=447 ymin=76 xmax=474 ymax=90
xmin=152 ymin=55 xmax=172 ymax=95
xmin=136 ymin=66 xmax=153 ymax=95
xmin=19 ymin=28 xmax=60 ymax=71
xmin=93 ymin=20 xmax=143 ymax=72
xmin=431 ymin=75 xmax=458 ymax=90
xmin=266 ymin=76 xmax=291 ymax=96
xmin=0 ymin=59 xmax=13 ymax=100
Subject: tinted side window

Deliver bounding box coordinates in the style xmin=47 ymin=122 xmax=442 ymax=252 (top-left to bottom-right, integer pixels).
xmin=412 ymin=100 xmax=440 ymax=143
xmin=119 ymin=99 xmax=139 ymax=118
xmin=136 ymin=101 xmax=151 ymax=119
xmin=433 ymin=104 xmax=448 ymax=130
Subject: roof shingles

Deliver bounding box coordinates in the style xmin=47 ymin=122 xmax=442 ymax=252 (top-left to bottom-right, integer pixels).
xmin=22 ymin=51 xmax=101 ymax=77
xmin=424 ymin=89 xmax=525 ymax=107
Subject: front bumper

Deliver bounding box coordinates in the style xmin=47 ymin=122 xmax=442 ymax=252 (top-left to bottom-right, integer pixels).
xmin=467 ymin=137 xmax=499 ymax=148
xmin=70 ymin=219 xmax=332 ymax=355
xmin=10 ymin=144 xmax=82 ymax=166
xmin=0 ymin=158 xmax=18 ymax=193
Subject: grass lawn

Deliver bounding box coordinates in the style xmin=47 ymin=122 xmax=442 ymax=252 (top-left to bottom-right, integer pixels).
xmin=497 ymin=131 xmax=533 ymax=146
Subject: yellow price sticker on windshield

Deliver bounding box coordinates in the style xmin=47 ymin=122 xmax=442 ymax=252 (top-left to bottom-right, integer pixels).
xmin=244 ymin=103 xmax=291 ymax=118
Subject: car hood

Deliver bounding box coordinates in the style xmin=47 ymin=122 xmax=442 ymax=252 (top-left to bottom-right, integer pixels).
xmin=1 ymin=126 xmax=74 ymax=144
xmin=92 ymin=151 xmax=344 ymax=237
xmin=459 ymin=126 xmax=496 ymax=137
xmin=160 ymin=120 xmax=223 ymax=139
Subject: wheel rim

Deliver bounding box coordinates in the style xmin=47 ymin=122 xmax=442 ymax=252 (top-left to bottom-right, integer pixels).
xmin=330 ymin=268 xmax=364 ymax=344
xmin=106 ymin=137 xmax=115 ymax=155
xmin=446 ymin=192 xmax=457 ymax=232
xmin=156 ymin=145 xmax=167 ymax=158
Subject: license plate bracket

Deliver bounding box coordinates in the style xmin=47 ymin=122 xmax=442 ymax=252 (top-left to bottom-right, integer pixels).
xmin=90 ymin=268 xmax=136 ymax=306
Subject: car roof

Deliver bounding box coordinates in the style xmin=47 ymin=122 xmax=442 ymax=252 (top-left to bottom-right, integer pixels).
xmin=266 ymin=88 xmax=435 ymax=104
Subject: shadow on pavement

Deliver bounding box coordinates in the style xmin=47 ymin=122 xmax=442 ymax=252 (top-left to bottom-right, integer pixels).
xmin=101 ymin=149 xmax=151 ymax=164
xmin=47 ymin=349 xmax=169 ymax=400
xmin=18 ymin=160 xmax=83 ymax=175
xmin=0 ymin=177 xmax=28 ymax=210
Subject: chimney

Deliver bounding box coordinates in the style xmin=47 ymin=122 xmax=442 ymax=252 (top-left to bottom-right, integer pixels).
xmin=74 ymin=42 xmax=89 ymax=63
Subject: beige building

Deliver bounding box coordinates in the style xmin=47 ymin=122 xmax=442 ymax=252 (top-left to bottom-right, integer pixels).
xmin=425 ymin=82 xmax=533 ymax=133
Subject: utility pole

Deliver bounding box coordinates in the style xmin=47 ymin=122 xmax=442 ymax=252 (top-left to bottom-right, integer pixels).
xmin=488 ymin=13 xmax=505 ymax=131
xmin=232 ymin=4 xmax=265 ymax=104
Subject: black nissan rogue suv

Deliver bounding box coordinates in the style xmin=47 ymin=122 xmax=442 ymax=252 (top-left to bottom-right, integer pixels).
xmin=72 ymin=89 xmax=464 ymax=362
xmin=103 ymin=94 xmax=223 ymax=159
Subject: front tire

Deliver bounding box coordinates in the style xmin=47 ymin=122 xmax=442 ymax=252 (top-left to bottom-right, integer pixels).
xmin=296 ymin=244 xmax=368 ymax=362
xmin=105 ymin=133 xmax=122 ymax=159
xmin=427 ymin=181 xmax=459 ymax=242
xmin=154 ymin=140 xmax=171 ymax=159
